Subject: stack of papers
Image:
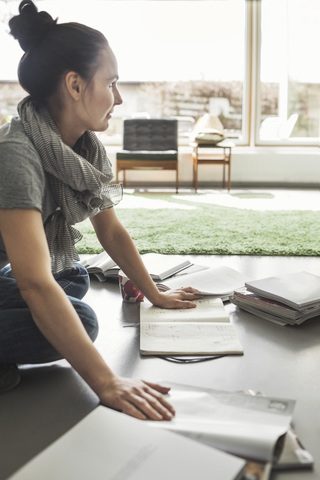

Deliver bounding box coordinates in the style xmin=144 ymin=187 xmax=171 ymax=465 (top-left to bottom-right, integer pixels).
xmin=230 ymin=271 xmax=320 ymax=326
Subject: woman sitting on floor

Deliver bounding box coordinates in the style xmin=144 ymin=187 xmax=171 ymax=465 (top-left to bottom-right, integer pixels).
xmin=0 ymin=0 xmax=202 ymax=420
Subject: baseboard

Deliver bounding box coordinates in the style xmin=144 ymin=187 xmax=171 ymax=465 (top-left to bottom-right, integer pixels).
xmin=118 ymin=181 xmax=320 ymax=190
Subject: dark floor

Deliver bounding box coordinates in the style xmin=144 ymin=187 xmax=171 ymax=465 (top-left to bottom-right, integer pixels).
xmin=1 ymin=254 xmax=320 ymax=479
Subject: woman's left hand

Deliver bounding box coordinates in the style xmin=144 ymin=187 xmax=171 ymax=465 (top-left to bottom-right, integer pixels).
xmin=152 ymin=287 xmax=203 ymax=309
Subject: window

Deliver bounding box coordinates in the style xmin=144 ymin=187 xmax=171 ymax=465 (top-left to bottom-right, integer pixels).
xmin=257 ymin=0 xmax=320 ymax=145
xmin=95 ymin=0 xmax=248 ymax=144
xmin=0 ymin=0 xmax=248 ymax=143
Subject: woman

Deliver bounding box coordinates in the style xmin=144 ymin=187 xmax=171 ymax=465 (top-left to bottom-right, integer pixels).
xmin=0 ymin=0 xmax=202 ymax=420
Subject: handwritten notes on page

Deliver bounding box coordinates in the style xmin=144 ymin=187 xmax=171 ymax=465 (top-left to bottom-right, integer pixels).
xmin=140 ymin=322 xmax=244 ymax=355
xmin=140 ymin=298 xmax=243 ymax=356
xmin=140 ymin=298 xmax=230 ymax=323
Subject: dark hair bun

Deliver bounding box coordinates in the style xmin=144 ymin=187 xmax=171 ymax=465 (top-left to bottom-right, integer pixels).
xmin=9 ymin=0 xmax=56 ymax=52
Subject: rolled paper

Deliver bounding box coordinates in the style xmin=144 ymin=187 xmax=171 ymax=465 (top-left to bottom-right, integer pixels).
xmin=119 ymin=270 xmax=144 ymax=303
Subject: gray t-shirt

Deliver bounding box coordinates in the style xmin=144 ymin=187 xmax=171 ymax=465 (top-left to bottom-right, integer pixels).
xmin=0 ymin=117 xmax=57 ymax=268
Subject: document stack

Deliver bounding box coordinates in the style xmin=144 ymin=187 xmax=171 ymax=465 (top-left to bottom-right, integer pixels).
xmin=230 ymin=271 xmax=320 ymax=326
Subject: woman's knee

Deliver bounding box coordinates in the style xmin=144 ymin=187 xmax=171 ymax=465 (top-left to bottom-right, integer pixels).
xmin=71 ymin=298 xmax=99 ymax=342
xmin=55 ymin=263 xmax=90 ymax=300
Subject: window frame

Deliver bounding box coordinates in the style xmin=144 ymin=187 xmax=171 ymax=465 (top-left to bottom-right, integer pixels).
xmin=252 ymin=0 xmax=320 ymax=147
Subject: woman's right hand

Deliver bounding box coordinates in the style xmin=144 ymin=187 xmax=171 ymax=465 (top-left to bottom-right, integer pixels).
xmin=98 ymin=376 xmax=175 ymax=421
xmin=152 ymin=287 xmax=204 ymax=309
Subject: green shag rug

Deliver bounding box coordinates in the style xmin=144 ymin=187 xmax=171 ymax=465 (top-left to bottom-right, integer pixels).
xmin=76 ymin=193 xmax=320 ymax=256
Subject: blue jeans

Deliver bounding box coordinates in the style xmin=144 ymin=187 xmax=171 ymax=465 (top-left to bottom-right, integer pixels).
xmin=0 ymin=263 xmax=98 ymax=364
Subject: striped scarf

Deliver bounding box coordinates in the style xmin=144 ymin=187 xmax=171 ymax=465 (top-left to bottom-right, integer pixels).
xmin=18 ymin=97 xmax=122 ymax=273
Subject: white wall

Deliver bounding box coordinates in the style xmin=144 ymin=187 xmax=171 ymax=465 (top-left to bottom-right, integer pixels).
xmin=106 ymin=146 xmax=320 ymax=188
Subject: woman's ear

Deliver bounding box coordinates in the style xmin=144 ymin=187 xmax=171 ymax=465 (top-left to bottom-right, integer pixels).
xmin=64 ymin=72 xmax=83 ymax=100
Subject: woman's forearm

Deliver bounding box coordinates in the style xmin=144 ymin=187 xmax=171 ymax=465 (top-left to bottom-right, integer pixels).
xmin=21 ymin=280 xmax=176 ymax=420
xmin=92 ymin=214 xmax=163 ymax=304
xmin=0 ymin=206 xmax=177 ymax=420
xmin=91 ymin=208 xmax=202 ymax=309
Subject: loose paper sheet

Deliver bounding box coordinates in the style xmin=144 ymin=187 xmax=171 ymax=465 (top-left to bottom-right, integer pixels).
xmin=164 ymin=264 xmax=245 ymax=296
xmin=8 ymin=406 xmax=246 ymax=480
xmin=147 ymin=382 xmax=295 ymax=463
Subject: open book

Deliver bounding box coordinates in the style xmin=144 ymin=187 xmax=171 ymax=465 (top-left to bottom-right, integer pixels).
xmin=81 ymin=252 xmax=193 ymax=282
xmin=162 ymin=265 xmax=245 ymax=297
xmin=145 ymin=382 xmax=312 ymax=469
xmin=140 ymin=298 xmax=244 ymax=356
xmin=8 ymin=406 xmax=246 ymax=480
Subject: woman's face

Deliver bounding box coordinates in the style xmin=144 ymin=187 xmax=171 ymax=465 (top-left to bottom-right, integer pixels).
xmin=81 ymin=45 xmax=123 ymax=132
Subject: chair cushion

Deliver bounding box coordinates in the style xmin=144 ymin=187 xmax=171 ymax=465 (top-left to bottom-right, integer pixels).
xmin=116 ymin=150 xmax=177 ymax=161
xmin=122 ymin=119 xmax=178 ymax=151
xmin=194 ymin=131 xmax=225 ymax=145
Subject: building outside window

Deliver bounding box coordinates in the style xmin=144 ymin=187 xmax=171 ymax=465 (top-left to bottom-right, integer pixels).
xmin=87 ymin=0 xmax=247 ymax=144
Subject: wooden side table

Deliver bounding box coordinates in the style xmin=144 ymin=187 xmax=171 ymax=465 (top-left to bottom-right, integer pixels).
xmin=191 ymin=141 xmax=234 ymax=192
